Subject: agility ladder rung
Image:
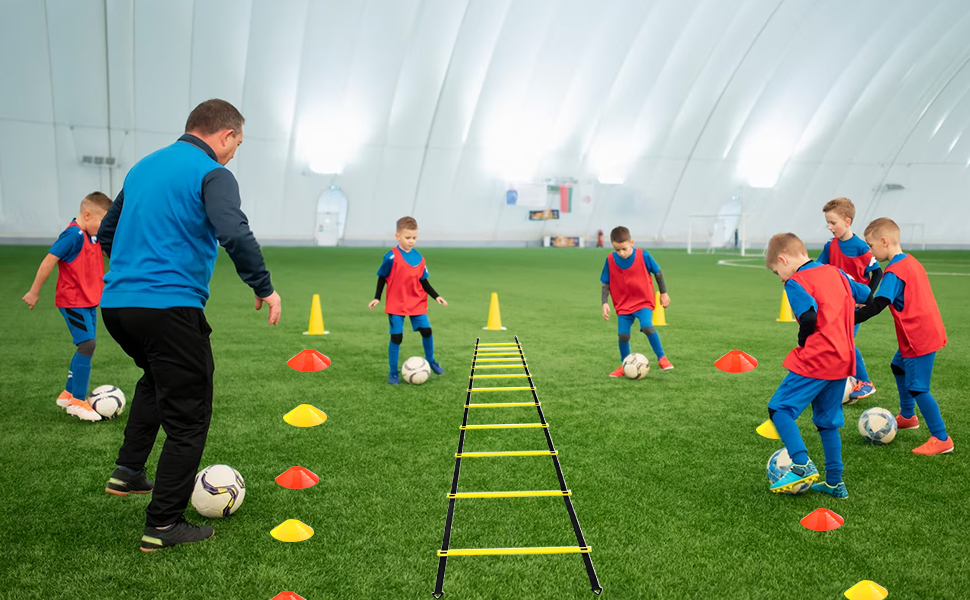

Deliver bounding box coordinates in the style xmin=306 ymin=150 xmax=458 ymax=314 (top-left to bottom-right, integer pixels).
xmin=461 ymin=423 xmax=548 ymax=429
xmin=470 ymin=374 xmax=529 ymax=378
xmin=473 ymin=364 xmax=527 ymax=369
xmin=456 ymin=450 xmax=556 ymax=457
xmin=469 ymin=386 xmax=535 ymax=392
xmin=475 ymin=358 xmax=526 ymax=362
xmin=477 ymin=342 xmax=519 ymax=346
xmin=438 ymin=546 xmax=591 ymax=557
xmin=475 ymin=352 xmax=522 ymax=356
xmin=448 ymin=490 xmax=570 ymax=499
xmin=467 ymin=402 xmax=540 ymax=408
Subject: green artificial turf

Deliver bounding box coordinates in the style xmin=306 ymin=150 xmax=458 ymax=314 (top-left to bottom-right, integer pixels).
xmin=0 ymin=246 xmax=967 ymax=599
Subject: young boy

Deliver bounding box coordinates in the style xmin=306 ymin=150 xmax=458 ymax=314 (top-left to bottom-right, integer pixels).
xmin=22 ymin=192 xmax=113 ymax=422
xmin=855 ymin=218 xmax=952 ymax=455
xmin=601 ymin=226 xmax=673 ymax=376
xmin=818 ymin=197 xmax=883 ymax=402
xmin=368 ymin=216 xmax=448 ymax=385
xmin=764 ymin=233 xmax=871 ymax=498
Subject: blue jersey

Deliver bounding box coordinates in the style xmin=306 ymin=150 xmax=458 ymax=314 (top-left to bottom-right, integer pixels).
xmin=875 ymin=253 xmax=908 ymax=311
xmin=48 ymin=219 xmax=88 ymax=261
xmin=600 ymin=249 xmax=660 ymax=284
xmin=784 ymin=261 xmax=871 ymax=318
xmin=377 ymin=246 xmax=429 ymax=280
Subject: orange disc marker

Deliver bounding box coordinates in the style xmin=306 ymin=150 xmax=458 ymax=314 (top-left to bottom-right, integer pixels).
xmin=271 ymin=593 xmax=307 ymax=600
xmin=287 ymin=349 xmax=331 ymax=372
xmin=276 ymin=466 xmax=320 ymax=490
xmin=715 ymin=350 xmax=758 ymax=373
xmin=800 ymin=508 xmax=844 ymax=531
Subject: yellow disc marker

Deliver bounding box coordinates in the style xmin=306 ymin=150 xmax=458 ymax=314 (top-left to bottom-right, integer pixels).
xmin=271 ymin=519 xmax=314 ymax=542
xmin=756 ymin=419 xmax=780 ymax=440
xmin=844 ymin=580 xmax=888 ymax=600
xmin=283 ymin=404 xmax=328 ymax=428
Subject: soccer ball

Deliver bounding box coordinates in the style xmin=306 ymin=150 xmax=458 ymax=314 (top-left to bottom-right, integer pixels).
xmin=766 ymin=448 xmax=811 ymax=495
xmin=621 ymin=353 xmax=650 ymax=379
xmin=858 ymin=407 xmax=897 ymax=445
xmin=401 ymin=356 xmax=431 ymax=385
xmin=191 ymin=464 xmax=246 ymax=518
xmin=842 ymin=376 xmax=858 ymax=405
xmin=89 ymin=385 xmax=126 ymax=419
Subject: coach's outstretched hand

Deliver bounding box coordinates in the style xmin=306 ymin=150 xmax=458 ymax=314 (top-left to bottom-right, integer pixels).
xmin=256 ymin=291 xmax=282 ymax=325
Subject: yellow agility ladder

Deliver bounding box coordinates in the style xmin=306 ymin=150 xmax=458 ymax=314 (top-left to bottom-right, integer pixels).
xmin=432 ymin=336 xmax=602 ymax=597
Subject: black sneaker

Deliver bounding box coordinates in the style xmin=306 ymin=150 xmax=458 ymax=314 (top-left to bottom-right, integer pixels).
xmin=141 ymin=518 xmax=214 ymax=552
xmin=105 ymin=467 xmax=154 ymax=496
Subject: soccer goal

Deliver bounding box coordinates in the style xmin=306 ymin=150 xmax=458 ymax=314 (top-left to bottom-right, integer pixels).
xmin=687 ymin=213 xmax=749 ymax=256
xmin=896 ymin=222 xmax=926 ymax=250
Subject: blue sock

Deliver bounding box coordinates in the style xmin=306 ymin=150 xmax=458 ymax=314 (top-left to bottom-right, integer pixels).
xmin=912 ymin=391 xmax=948 ymax=441
xmin=818 ymin=428 xmax=844 ymax=485
xmin=771 ymin=412 xmax=809 ymax=465
xmin=69 ymin=352 xmax=92 ymax=399
xmin=422 ymin=335 xmax=435 ymax=364
xmin=646 ymin=332 xmax=665 ymax=360
xmin=618 ymin=340 xmax=630 ymax=361
xmin=894 ymin=373 xmax=916 ymax=418
xmin=388 ymin=340 xmax=401 ymax=374
xmin=854 ymin=347 xmax=870 ymax=382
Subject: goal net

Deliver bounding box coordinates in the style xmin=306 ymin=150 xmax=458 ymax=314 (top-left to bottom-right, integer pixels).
xmin=687 ymin=213 xmax=749 ymax=256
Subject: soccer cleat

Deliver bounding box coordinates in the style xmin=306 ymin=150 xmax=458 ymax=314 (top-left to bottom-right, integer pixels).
xmin=429 ymin=361 xmax=444 ymax=375
xmin=658 ymin=356 xmax=674 ymax=371
xmin=66 ymin=398 xmax=101 ymax=421
xmin=106 ymin=467 xmax=154 ymax=496
xmin=849 ymin=380 xmax=875 ymax=401
xmin=609 ymin=365 xmax=624 ymax=378
xmin=140 ymin=517 xmax=214 ymax=552
xmin=56 ymin=390 xmax=72 ymax=408
xmin=388 ymin=372 xmax=400 ymax=385
xmin=811 ymin=481 xmax=849 ymax=499
xmin=912 ymin=436 xmax=954 ymax=456
xmin=770 ymin=460 xmax=819 ymax=493
xmin=896 ymin=413 xmax=919 ymax=430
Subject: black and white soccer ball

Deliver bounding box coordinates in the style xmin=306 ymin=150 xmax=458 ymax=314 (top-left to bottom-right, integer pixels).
xmin=191 ymin=464 xmax=246 ymax=518
xmin=621 ymin=353 xmax=650 ymax=379
xmin=89 ymin=385 xmax=126 ymax=419
xmin=401 ymin=356 xmax=431 ymax=385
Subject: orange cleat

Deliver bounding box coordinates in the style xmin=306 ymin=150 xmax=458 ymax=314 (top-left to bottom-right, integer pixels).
xmin=896 ymin=413 xmax=920 ymax=430
xmin=609 ymin=365 xmax=624 ymax=378
xmin=658 ymin=356 xmax=674 ymax=371
xmin=912 ymin=436 xmax=954 ymax=455
xmin=56 ymin=390 xmax=72 ymax=408
xmin=66 ymin=398 xmax=102 ymax=422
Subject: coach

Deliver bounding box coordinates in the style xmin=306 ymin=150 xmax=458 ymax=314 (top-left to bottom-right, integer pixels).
xmin=97 ymin=99 xmax=281 ymax=551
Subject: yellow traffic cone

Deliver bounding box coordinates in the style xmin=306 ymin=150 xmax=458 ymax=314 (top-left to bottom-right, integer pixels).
xmin=777 ymin=290 xmax=795 ymax=322
xmin=653 ymin=291 xmax=667 ymax=326
xmin=483 ymin=292 xmax=507 ymax=331
xmin=303 ymin=294 xmax=329 ymax=335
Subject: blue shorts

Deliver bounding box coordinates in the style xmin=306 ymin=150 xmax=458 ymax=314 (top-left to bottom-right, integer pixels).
xmin=617 ymin=308 xmax=654 ymax=335
xmin=388 ymin=314 xmax=430 ymax=335
xmin=891 ymin=350 xmax=935 ymax=392
xmin=767 ymin=372 xmax=845 ymax=430
xmin=59 ymin=307 xmax=97 ymax=344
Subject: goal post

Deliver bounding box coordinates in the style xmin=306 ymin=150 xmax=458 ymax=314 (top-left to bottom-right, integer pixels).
xmin=687 ymin=213 xmax=749 ymax=256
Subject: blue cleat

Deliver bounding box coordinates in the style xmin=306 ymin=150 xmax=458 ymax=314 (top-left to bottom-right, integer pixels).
xmin=388 ymin=372 xmax=400 ymax=385
xmin=429 ymin=361 xmax=444 ymax=375
xmin=811 ymin=481 xmax=848 ymax=499
xmin=849 ymin=380 xmax=875 ymax=401
xmin=770 ymin=460 xmax=819 ymax=494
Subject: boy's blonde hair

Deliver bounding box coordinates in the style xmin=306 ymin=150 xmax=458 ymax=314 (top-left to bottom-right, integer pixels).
xmin=81 ymin=191 xmax=112 ymax=213
xmin=765 ymin=233 xmax=807 ymax=267
xmin=822 ymin=197 xmax=855 ymax=222
xmin=864 ymin=217 xmax=900 ymax=242
xmin=610 ymin=226 xmax=631 ymax=243
xmin=396 ymin=216 xmax=418 ymax=232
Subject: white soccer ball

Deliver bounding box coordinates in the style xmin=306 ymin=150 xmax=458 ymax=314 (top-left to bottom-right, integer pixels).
xmin=401 ymin=356 xmax=431 ymax=385
xmin=859 ymin=407 xmax=897 ymax=445
xmin=191 ymin=464 xmax=246 ymax=518
xmin=842 ymin=376 xmax=858 ymax=406
xmin=89 ymin=385 xmax=126 ymax=419
xmin=622 ymin=353 xmax=650 ymax=379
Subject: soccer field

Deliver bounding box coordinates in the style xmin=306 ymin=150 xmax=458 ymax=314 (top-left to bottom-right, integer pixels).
xmin=1 ymin=246 xmax=968 ymax=600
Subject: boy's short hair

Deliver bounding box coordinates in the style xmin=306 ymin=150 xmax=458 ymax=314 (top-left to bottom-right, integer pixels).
xmin=185 ymin=99 xmax=245 ymax=135
xmin=765 ymin=233 xmax=807 ymax=267
xmin=610 ymin=226 xmax=631 ymax=243
xmin=397 ymin=216 xmax=418 ymax=232
xmin=822 ymin=197 xmax=855 ymax=222
xmin=864 ymin=217 xmax=900 ymax=242
xmin=81 ymin=191 xmax=112 ymax=213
